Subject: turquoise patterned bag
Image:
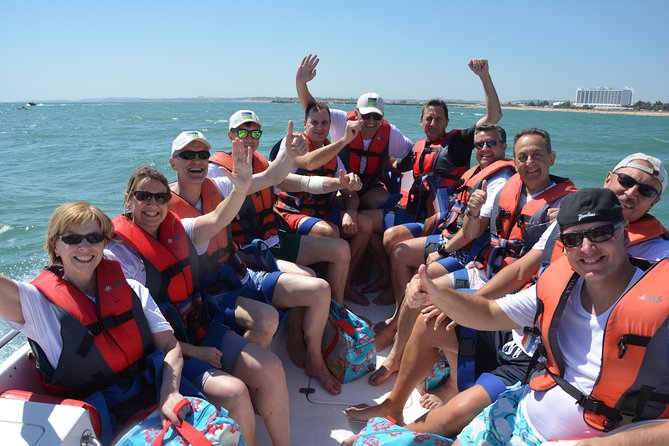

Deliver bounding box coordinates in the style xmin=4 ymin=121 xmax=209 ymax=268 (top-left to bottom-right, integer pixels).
xmin=352 ymin=417 xmax=453 ymax=445
xmin=321 ymin=300 xmax=376 ymax=383
xmin=416 ymin=350 xmax=451 ymax=395
xmin=113 ymin=397 xmax=245 ymax=446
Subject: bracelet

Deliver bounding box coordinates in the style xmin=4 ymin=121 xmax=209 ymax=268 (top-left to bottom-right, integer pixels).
xmin=465 ymin=208 xmax=480 ymax=219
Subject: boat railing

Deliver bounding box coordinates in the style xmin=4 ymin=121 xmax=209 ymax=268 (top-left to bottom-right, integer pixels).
xmin=0 ymin=329 xmax=20 ymax=350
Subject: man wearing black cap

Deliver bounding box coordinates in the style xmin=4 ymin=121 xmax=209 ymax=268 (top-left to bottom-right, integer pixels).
xmin=396 ymin=188 xmax=669 ymax=445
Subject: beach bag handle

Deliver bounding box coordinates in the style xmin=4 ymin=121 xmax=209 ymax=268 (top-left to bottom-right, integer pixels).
xmin=152 ymin=398 xmax=212 ymax=446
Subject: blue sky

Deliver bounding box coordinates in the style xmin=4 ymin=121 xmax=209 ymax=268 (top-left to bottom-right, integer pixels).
xmin=2 ymin=0 xmax=668 ymax=103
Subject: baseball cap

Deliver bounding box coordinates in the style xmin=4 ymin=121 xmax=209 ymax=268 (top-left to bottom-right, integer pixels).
xmin=357 ymin=93 xmax=384 ymax=116
xmin=557 ymin=188 xmax=623 ymax=230
xmin=171 ymin=131 xmax=212 ymax=156
xmin=613 ymin=153 xmax=666 ymax=194
xmin=229 ymin=110 xmax=262 ymax=130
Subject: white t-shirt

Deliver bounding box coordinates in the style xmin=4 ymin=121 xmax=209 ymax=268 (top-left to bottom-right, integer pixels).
xmin=496 ymin=268 xmax=653 ymax=441
xmin=479 ymin=170 xmax=514 ymax=219
xmin=105 ymin=217 xmax=206 ymax=284
xmin=206 ymin=167 xmax=280 ymax=249
xmin=6 ymin=274 xmax=172 ymax=370
xmin=329 ymin=108 xmax=413 ymax=173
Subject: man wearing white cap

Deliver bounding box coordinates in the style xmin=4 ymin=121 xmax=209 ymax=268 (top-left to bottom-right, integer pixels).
xmin=169 ymin=127 xmax=344 ymax=396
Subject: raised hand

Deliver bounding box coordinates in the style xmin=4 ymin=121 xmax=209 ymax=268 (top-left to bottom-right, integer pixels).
xmin=285 ymin=121 xmax=308 ymax=158
xmin=466 ymin=179 xmax=488 ymax=218
xmin=343 ymin=119 xmax=363 ymax=143
xmin=468 ymin=58 xmax=490 ymax=78
xmin=228 ymin=138 xmax=252 ymax=193
xmin=339 ymin=170 xmax=362 ymax=192
xmin=297 ymin=54 xmax=319 ymax=84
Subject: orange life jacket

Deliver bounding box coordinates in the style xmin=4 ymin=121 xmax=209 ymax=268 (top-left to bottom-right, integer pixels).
xmin=274 ymin=134 xmax=338 ymax=218
xmin=438 ymin=159 xmax=516 ymax=238
xmin=167 ymin=178 xmax=239 ymax=278
xmin=340 ymin=111 xmax=391 ymax=184
xmin=30 ymin=260 xmax=153 ymax=395
xmin=209 ymin=151 xmax=279 ymax=246
xmin=529 ymin=256 xmax=669 ymax=431
xmin=478 ymin=174 xmax=577 ymax=276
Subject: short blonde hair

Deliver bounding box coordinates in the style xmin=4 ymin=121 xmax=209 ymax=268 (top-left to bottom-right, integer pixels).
xmin=45 ymin=201 xmax=114 ymax=266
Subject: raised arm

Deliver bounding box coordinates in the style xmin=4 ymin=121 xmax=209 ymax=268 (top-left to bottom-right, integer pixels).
xmin=293 ymin=120 xmax=362 ymax=171
xmin=248 ymin=121 xmax=306 ymax=194
xmin=468 ymin=59 xmax=502 ymax=126
xmin=0 ymin=274 xmax=25 ymax=325
xmin=296 ymin=54 xmax=319 ymax=110
xmin=192 ymin=142 xmax=252 ymax=246
xmin=405 ymin=265 xmax=517 ymax=331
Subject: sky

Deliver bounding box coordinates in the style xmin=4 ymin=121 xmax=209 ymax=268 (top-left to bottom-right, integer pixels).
xmin=2 ymin=0 xmax=668 ymax=103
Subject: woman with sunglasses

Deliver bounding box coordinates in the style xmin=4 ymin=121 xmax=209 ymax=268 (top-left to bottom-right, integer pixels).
xmin=0 ymin=201 xmax=193 ymax=444
xmin=107 ymin=145 xmax=290 ymax=446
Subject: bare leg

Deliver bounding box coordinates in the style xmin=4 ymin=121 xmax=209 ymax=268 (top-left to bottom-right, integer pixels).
xmin=363 ymin=224 xmax=415 ymax=295
xmin=344 ymin=212 xmax=373 ymax=306
xmin=301 ymin=219 xmax=340 ymax=239
xmin=359 ymin=186 xmax=390 ymax=210
xmin=407 ymin=385 xmax=492 ymax=439
xmin=347 ymin=313 xmax=451 ymax=423
xmin=235 ymin=297 xmax=279 ymax=349
xmin=233 ymin=343 xmax=291 ymax=446
xmin=201 ymin=371 xmax=256 ymax=446
xmin=295 ymin=235 xmax=351 ymax=306
xmin=271 ymin=274 xmax=342 ymax=394
xmin=276 ymin=259 xmax=315 ymax=277
xmin=285 ymin=308 xmax=306 ymax=368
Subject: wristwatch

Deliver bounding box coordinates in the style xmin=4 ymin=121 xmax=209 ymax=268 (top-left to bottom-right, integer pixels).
xmin=437 ymin=244 xmax=449 ymax=257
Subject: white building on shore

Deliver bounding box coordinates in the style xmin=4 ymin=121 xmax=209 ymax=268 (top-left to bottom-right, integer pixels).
xmin=575 ymin=87 xmax=634 ymax=107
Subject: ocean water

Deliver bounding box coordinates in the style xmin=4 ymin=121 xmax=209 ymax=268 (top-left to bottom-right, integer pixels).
xmin=0 ymin=101 xmax=667 ymax=345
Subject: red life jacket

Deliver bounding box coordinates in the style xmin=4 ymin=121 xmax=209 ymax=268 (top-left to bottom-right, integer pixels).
xmin=340 ymin=111 xmax=391 ymax=184
xmin=438 ymin=159 xmax=516 ymax=238
xmin=478 ymin=174 xmax=577 ymax=276
xmin=167 ymin=178 xmax=239 ymax=277
xmin=112 ymin=212 xmax=195 ymax=306
xmin=274 ymin=134 xmax=338 ymax=218
xmin=209 ymin=151 xmax=279 ymax=246
xmin=530 ymin=256 xmax=669 ymax=431
xmin=30 ymin=259 xmax=153 ymax=396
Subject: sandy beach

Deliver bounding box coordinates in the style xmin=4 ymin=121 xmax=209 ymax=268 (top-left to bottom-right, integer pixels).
xmin=499 ymin=104 xmax=668 ymax=117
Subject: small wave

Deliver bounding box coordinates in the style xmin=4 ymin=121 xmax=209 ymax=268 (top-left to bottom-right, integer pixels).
xmin=653 ymin=138 xmax=669 ymax=144
xmin=171 ymin=117 xmax=178 ymax=121
xmin=0 ymin=224 xmax=11 ymax=235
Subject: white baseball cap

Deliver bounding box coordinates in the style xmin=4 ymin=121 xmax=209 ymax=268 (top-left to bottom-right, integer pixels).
xmin=613 ymin=152 xmax=667 ymax=194
xmin=229 ymin=110 xmax=262 ymax=130
xmin=171 ymin=131 xmax=212 ymax=156
xmin=357 ymin=93 xmax=384 ymax=115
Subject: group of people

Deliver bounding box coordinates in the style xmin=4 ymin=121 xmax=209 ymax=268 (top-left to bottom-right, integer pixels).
xmin=0 ymin=53 xmax=667 ymax=446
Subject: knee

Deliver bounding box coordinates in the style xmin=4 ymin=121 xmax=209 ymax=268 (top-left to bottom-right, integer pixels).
xmin=311 ymin=221 xmax=339 ymax=238
xmin=260 ymin=351 xmax=287 ymax=383
xmin=256 ymin=304 xmax=280 ymax=339
xmin=333 ymin=238 xmax=351 ymax=263
xmin=391 ymin=242 xmax=412 ymax=266
xmin=208 ymin=374 xmax=250 ymax=408
xmin=383 ymin=226 xmax=409 ymax=253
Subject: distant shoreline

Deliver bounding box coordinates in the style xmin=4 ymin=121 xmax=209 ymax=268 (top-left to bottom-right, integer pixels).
xmin=498 ymin=104 xmax=668 ymax=117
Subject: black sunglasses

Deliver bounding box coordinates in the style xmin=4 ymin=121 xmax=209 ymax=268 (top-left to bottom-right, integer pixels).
xmin=559 ymin=223 xmax=622 ymax=249
xmin=361 ymin=113 xmax=383 ymax=121
xmin=474 ymin=139 xmax=498 ymax=149
xmin=59 ymin=232 xmax=105 ymax=245
xmin=132 ymin=190 xmax=171 ymax=205
xmin=613 ymin=172 xmax=660 ymax=198
xmin=175 ymin=150 xmax=211 ymax=160
xmin=232 ymin=129 xmax=263 ymax=139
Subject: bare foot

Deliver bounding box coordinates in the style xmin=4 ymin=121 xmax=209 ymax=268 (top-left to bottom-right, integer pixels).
xmin=373 ymin=288 xmax=395 ymax=306
xmin=420 ymin=380 xmax=459 ymax=409
xmin=345 ymin=401 xmax=404 ymax=424
xmin=373 ymin=324 xmax=396 ymax=352
xmin=341 ymin=434 xmax=358 ymax=446
xmin=345 ymin=287 xmax=370 ymax=307
xmin=368 ymin=355 xmax=400 ymax=386
xmin=306 ymin=361 xmax=342 ymax=395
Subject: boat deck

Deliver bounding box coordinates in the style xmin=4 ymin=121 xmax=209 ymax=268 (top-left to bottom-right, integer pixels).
xmin=256 ymin=301 xmax=428 ymax=445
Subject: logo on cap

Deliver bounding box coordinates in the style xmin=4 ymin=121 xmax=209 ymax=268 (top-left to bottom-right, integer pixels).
xmin=577 ymin=212 xmax=596 ymax=221
xmin=241 ymin=112 xmax=254 ymax=120
xmin=367 ymin=98 xmax=378 ymax=107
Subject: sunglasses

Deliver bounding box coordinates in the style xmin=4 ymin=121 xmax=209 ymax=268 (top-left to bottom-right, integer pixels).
xmin=613 ymin=172 xmax=660 ymax=198
xmin=559 ymin=223 xmax=622 ymax=249
xmin=59 ymin=232 xmax=105 ymax=245
xmin=474 ymin=139 xmax=499 ymax=149
xmin=175 ymin=150 xmax=211 ymax=160
xmin=233 ymin=129 xmax=263 ymax=139
xmin=132 ymin=190 xmax=171 ymax=205
xmin=361 ymin=113 xmax=383 ymax=121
